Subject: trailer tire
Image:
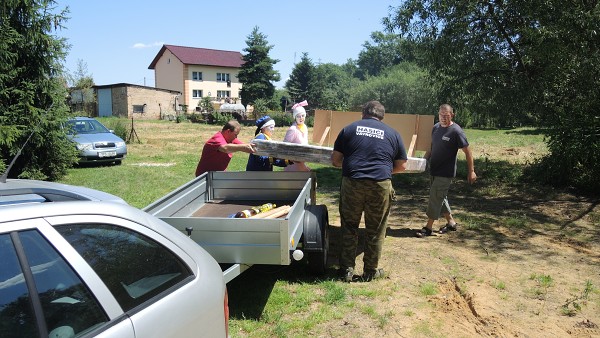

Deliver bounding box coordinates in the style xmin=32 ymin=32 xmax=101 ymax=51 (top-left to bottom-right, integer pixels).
xmin=303 ymin=204 xmax=329 ymax=275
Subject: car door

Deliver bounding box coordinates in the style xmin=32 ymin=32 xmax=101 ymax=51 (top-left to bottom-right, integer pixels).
xmin=0 ymin=218 xmax=135 ymax=338
xmin=45 ymin=214 xmax=226 ymax=338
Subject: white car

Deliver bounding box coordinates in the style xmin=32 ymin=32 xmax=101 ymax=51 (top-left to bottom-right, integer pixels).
xmin=0 ymin=179 xmax=229 ymax=337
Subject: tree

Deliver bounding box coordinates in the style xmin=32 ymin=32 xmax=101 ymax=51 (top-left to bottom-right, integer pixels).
xmin=356 ymin=31 xmax=415 ymax=79
xmin=285 ymin=52 xmax=315 ymax=105
xmin=311 ymin=63 xmax=358 ymax=111
xmin=69 ymin=59 xmax=95 ymax=115
xmin=238 ymin=26 xmax=280 ymax=107
xmin=384 ymin=0 xmax=600 ymax=192
xmin=0 ymin=0 xmax=78 ymax=180
xmin=349 ymin=63 xmax=436 ymax=115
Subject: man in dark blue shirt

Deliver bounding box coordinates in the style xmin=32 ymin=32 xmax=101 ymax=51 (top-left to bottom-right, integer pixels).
xmin=332 ymin=101 xmax=407 ymax=282
xmin=416 ymin=104 xmax=477 ymax=237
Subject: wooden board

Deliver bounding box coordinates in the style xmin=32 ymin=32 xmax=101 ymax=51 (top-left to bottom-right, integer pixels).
xmin=253 ymin=139 xmax=426 ymax=173
xmin=253 ymin=140 xmax=332 ymax=165
xmin=312 ymin=110 xmax=435 ymax=153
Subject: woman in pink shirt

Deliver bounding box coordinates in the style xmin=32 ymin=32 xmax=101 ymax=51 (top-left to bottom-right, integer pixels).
xmin=283 ymin=100 xmax=311 ymax=171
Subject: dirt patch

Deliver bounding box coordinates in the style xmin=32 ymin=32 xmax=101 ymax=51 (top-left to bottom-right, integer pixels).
xmin=321 ymin=187 xmax=600 ymax=337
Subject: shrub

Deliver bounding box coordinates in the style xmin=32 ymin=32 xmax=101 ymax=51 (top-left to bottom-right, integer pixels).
xmin=187 ymin=113 xmax=204 ymax=124
xmin=102 ymin=118 xmax=128 ymax=141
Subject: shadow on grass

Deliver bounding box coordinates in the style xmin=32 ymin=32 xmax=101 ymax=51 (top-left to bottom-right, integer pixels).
xmin=227 ymin=225 xmax=377 ymax=320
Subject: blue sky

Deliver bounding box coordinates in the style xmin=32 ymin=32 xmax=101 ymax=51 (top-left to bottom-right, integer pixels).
xmin=56 ymin=1 xmax=396 ymax=89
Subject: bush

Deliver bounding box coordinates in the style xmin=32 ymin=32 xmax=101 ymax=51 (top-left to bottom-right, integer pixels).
xmin=101 ymin=118 xmax=128 ymax=141
xmin=187 ymin=113 xmax=204 ymax=124
xmin=265 ymin=111 xmax=313 ymax=127
xmin=206 ymin=111 xmax=231 ymax=126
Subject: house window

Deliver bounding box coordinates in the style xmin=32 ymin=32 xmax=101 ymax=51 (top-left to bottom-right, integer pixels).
xmin=192 ymin=90 xmax=203 ymax=98
xmin=216 ymin=73 xmax=230 ymax=82
xmin=192 ymin=72 xmax=203 ymax=81
xmin=217 ymin=90 xmax=230 ymax=98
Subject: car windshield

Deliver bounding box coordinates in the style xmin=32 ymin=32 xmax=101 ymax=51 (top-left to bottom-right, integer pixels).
xmin=66 ymin=120 xmax=110 ymax=135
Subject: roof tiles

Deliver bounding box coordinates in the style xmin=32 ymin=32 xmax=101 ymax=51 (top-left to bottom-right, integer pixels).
xmin=148 ymin=45 xmax=243 ymax=69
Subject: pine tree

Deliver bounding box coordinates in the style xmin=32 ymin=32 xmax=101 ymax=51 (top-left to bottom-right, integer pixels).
xmin=0 ymin=0 xmax=78 ymax=180
xmin=285 ymin=53 xmax=315 ymax=105
xmin=238 ymin=26 xmax=280 ymax=107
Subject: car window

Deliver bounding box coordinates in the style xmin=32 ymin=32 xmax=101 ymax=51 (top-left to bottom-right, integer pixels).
xmin=65 ymin=119 xmax=111 ymax=135
xmin=87 ymin=120 xmax=110 ymax=134
xmin=0 ymin=230 xmax=108 ymax=338
xmin=56 ymin=223 xmax=193 ymax=312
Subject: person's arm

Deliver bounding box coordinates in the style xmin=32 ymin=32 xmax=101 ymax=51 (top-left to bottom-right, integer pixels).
xmin=218 ymin=142 xmax=255 ymax=154
xmin=392 ymin=159 xmax=407 ymax=174
xmin=331 ymin=150 xmax=344 ymax=168
xmin=462 ymin=146 xmax=477 ymax=184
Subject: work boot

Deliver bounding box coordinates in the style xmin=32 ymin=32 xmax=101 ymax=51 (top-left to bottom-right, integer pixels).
xmin=337 ymin=267 xmax=354 ymax=283
xmin=361 ymin=268 xmax=385 ymax=282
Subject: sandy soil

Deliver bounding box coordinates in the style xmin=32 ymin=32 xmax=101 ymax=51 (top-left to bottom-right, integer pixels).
xmin=320 ymin=181 xmax=600 ymax=337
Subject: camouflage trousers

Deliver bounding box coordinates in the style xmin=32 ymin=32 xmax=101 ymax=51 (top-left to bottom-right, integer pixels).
xmin=338 ymin=177 xmax=393 ymax=273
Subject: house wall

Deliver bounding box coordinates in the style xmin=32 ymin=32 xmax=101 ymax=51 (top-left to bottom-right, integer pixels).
xmin=154 ymin=49 xmax=184 ymax=94
xmin=95 ymin=85 xmax=179 ymax=120
xmin=184 ymin=65 xmax=242 ymax=111
xmin=123 ymin=86 xmax=179 ymax=119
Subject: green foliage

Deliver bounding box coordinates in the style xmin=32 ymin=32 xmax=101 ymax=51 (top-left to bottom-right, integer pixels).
xmin=251 ymin=98 xmax=270 ymax=118
xmin=197 ymin=96 xmax=214 ymax=113
xmin=312 ymin=63 xmax=358 ymax=111
xmin=0 ymin=1 xmax=78 ymax=180
xmin=187 ymin=113 xmax=204 ymax=124
xmin=206 ymin=111 xmax=231 ymax=126
xmin=419 ymin=282 xmax=438 ymax=296
xmin=561 ymin=280 xmax=595 ymax=316
xmin=285 ymin=52 xmax=315 ymax=104
xmin=71 ymin=59 xmax=95 ymax=89
xmin=238 ymin=26 xmax=280 ymax=106
xmin=385 ymin=0 xmax=600 ymax=193
xmin=356 ymin=31 xmax=417 ymax=79
xmin=100 ymin=118 xmax=128 ymax=141
xmin=348 ymin=63 xmax=436 ymax=115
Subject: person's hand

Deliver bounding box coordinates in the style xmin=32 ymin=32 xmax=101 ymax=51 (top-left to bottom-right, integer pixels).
xmin=248 ymin=143 xmax=256 ymax=153
xmin=468 ymin=171 xmax=477 ymax=184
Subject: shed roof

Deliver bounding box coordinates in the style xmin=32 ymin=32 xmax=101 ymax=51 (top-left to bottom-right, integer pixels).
xmin=148 ymin=45 xmax=244 ymax=69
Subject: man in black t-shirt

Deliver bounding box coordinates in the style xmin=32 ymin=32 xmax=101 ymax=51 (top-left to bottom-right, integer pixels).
xmin=416 ymin=104 xmax=477 ymax=238
xmin=332 ymin=101 xmax=407 ymax=282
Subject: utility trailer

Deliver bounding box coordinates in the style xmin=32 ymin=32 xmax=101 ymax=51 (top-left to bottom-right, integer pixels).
xmin=143 ymin=171 xmax=329 ymax=283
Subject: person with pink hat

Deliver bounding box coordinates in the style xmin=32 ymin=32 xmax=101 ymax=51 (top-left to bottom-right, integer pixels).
xmin=283 ymin=100 xmax=311 ymax=171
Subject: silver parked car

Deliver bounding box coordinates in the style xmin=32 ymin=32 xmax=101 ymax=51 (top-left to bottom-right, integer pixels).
xmin=66 ymin=117 xmax=127 ymax=164
xmin=0 ymin=179 xmax=229 ymax=337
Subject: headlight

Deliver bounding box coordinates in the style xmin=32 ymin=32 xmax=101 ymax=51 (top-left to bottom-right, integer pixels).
xmin=76 ymin=143 xmax=93 ymax=151
xmin=115 ymin=142 xmax=126 ymax=148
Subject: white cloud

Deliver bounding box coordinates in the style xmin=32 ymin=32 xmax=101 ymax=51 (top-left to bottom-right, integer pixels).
xmin=132 ymin=42 xmax=164 ymax=49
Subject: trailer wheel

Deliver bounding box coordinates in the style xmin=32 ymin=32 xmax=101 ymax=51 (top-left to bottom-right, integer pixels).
xmin=303 ymin=204 xmax=329 ymax=275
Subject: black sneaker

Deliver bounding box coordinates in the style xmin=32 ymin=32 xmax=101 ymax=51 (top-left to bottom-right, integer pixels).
xmin=416 ymin=227 xmax=433 ymax=238
xmin=361 ymin=268 xmax=385 ymax=282
xmin=439 ymin=223 xmax=458 ymax=234
xmin=337 ymin=267 xmax=354 ymax=283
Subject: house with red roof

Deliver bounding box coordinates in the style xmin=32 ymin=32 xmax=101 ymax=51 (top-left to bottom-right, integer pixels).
xmin=148 ymin=44 xmax=244 ymax=113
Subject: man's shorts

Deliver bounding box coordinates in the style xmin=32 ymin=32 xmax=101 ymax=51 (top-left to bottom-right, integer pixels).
xmin=426 ymin=176 xmax=453 ymax=220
